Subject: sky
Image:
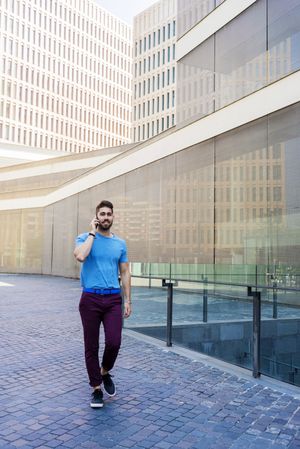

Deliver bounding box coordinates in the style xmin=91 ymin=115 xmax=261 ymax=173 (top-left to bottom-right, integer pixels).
xmin=95 ymin=0 xmax=158 ymax=24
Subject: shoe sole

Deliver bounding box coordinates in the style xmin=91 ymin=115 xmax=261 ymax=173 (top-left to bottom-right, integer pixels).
xmin=103 ymin=386 xmax=116 ymax=397
xmin=90 ymin=403 xmax=104 ymax=408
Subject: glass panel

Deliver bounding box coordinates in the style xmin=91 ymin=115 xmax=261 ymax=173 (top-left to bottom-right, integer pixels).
xmin=103 ymin=176 xmax=126 ymax=238
xmin=260 ymin=289 xmax=300 ymax=386
xmin=77 ymin=188 xmax=96 ymax=236
xmin=174 ymin=140 xmax=214 ymax=263
xmin=42 ymin=205 xmax=54 ymax=274
xmin=177 ymin=0 xmax=215 ymax=38
xmin=268 ymin=0 xmax=300 ymax=82
xmin=215 ymin=116 xmax=268 ymax=267
xmin=52 ymin=195 xmax=78 ymax=277
xmin=0 ymin=169 xmax=87 ymax=194
xmin=19 ymin=209 xmax=43 ymax=273
xmin=125 ymin=156 xmax=176 ymax=263
xmin=215 ymin=0 xmax=267 ymax=109
xmin=266 ymin=103 xmax=300 ymax=286
xmin=0 ymin=210 xmax=22 ymax=272
xmin=0 ymin=209 xmax=42 ymax=273
xmin=124 ymin=278 xmax=167 ymax=341
xmin=177 ymin=36 xmax=214 ymax=126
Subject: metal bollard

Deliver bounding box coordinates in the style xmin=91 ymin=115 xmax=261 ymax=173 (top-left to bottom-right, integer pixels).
xmin=248 ymin=286 xmax=261 ymax=378
xmin=162 ymin=279 xmax=178 ymax=347
xmin=272 ymin=280 xmax=278 ymax=319
xmin=202 ymin=277 xmax=208 ymax=322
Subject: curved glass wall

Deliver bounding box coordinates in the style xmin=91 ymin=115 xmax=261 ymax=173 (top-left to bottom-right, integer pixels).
xmin=0 ymin=102 xmax=299 ymax=288
xmin=177 ymin=0 xmax=300 ymax=126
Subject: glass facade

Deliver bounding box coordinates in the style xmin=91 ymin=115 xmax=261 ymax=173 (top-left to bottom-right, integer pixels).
xmin=177 ymin=0 xmax=225 ymax=39
xmin=177 ymin=0 xmax=300 ymax=126
xmin=1 ymin=102 xmax=299 ymax=286
xmin=0 ymin=208 xmax=43 ymax=273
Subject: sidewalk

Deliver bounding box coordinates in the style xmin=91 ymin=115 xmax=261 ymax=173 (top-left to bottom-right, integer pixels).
xmin=0 ymin=274 xmax=300 ymax=449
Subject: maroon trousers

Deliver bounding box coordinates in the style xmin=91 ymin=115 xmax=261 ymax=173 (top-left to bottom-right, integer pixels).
xmin=79 ymin=292 xmax=122 ymax=387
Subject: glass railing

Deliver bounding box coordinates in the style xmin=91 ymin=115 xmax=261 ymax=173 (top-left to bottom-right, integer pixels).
xmin=124 ymin=270 xmax=300 ymax=387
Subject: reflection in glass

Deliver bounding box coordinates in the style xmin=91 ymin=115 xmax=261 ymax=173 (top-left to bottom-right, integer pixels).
xmin=51 ymin=196 xmax=78 ymax=277
xmin=0 ymin=104 xmax=299 ymax=291
xmin=215 ymin=0 xmax=267 ymax=109
xmin=177 ymin=0 xmax=215 ymax=38
xmin=268 ymin=0 xmax=300 ymax=82
xmin=177 ymin=37 xmax=214 ymax=126
xmin=174 ymin=141 xmax=214 ymax=263
xmin=177 ymin=0 xmax=300 ymax=126
xmin=215 ymin=117 xmax=268 ymax=266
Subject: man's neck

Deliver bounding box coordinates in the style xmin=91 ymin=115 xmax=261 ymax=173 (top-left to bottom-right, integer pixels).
xmin=96 ymin=229 xmax=113 ymax=238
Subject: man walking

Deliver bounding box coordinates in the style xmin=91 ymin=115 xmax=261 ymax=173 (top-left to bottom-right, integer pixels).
xmin=74 ymin=200 xmax=131 ymax=408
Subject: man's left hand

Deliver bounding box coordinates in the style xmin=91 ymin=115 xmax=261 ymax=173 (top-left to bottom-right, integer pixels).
xmin=124 ymin=302 xmax=131 ymax=318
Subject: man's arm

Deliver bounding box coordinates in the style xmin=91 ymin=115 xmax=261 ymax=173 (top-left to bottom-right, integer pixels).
xmin=120 ymin=262 xmax=131 ymax=318
xmin=74 ymin=235 xmax=95 ymax=262
xmin=74 ymin=217 xmax=98 ymax=262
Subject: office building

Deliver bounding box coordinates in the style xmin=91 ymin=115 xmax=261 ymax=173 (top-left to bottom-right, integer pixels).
xmin=132 ymin=0 xmax=176 ymax=142
xmin=0 ymin=0 xmax=132 ymax=153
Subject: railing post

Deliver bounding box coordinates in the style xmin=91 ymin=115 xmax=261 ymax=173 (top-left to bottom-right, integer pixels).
xmin=272 ymin=279 xmax=278 ymax=319
xmin=162 ymin=279 xmax=177 ymax=347
xmin=202 ymin=276 xmax=208 ymax=323
xmin=149 ymin=263 xmax=152 ymax=289
xmin=248 ymin=286 xmax=261 ymax=378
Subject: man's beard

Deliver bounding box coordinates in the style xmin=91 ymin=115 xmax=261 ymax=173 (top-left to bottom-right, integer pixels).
xmin=98 ymin=221 xmax=113 ymax=231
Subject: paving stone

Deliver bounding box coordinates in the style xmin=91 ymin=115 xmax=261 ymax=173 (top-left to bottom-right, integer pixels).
xmin=0 ymin=274 xmax=300 ymax=449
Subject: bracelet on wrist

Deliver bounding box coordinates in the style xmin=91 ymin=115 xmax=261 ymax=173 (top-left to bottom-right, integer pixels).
xmin=88 ymin=232 xmax=95 ymax=237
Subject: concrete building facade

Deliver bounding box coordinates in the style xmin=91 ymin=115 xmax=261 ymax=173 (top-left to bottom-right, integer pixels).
xmin=0 ymin=0 xmax=132 ymax=153
xmin=132 ymin=0 xmax=177 ymax=142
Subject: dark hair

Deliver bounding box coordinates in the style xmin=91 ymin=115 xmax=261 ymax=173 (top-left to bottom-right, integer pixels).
xmin=96 ymin=200 xmax=113 ymax=215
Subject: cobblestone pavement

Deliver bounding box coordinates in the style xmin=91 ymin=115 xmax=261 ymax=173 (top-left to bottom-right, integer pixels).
xmin=1 ymin=274 xmax=300 ymax=449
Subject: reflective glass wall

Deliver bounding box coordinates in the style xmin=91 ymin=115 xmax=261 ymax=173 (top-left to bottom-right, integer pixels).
xmin=177 ymin=0 xmax=300 ymax=126
xmin=0 ymin=102 xmax=299 ymax=288
xmin=177 ymin=0 xmax=225 ymax=39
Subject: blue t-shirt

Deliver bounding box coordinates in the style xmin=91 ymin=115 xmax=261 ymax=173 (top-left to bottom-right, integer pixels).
xmin=75 ymin=232 xmax=128 ymax=289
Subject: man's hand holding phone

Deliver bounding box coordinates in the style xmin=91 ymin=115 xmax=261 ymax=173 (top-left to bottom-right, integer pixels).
xmin=90 ymin=217 xmax=99 ymax=234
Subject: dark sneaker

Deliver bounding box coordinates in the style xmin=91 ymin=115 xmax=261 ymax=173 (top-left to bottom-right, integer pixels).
xmin=90 ymin=389 xmax=104 ymax=408
xmin=102 ymin=373 xmax=116 ymax=397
